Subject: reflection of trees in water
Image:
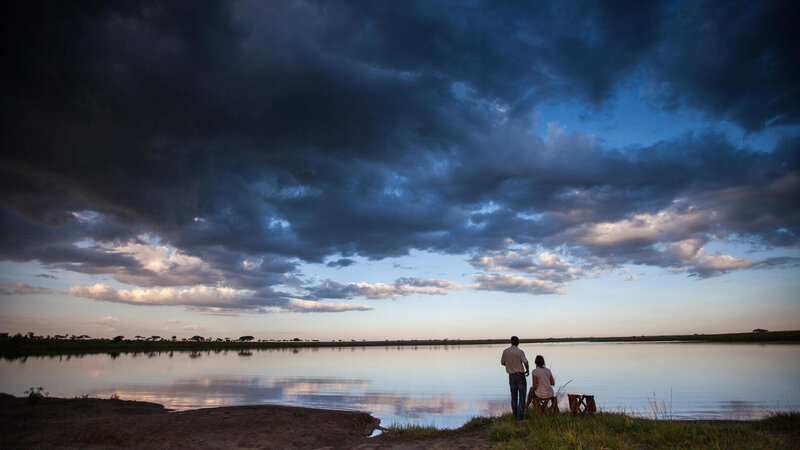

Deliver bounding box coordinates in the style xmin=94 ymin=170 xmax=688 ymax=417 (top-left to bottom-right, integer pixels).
xmin=717 ymin=400 xmax=770 ymax=420
xmin=237 ymin=350 xmax=252 ymax=357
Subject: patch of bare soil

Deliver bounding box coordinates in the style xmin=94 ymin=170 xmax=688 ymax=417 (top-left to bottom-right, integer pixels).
xmin=0 ymin=394 xmax=491 ymax=449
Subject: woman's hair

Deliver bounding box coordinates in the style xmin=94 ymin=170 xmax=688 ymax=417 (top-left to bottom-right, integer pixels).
xmin=534 ymin=355 xmax=545 ymax=367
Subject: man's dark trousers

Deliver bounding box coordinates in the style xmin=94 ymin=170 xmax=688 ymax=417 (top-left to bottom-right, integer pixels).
xmin=509 ymin=372 xmax=526 ymax=421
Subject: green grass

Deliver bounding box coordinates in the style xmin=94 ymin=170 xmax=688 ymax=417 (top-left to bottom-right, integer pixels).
xmin=383 ymin=415 xmax=496 ymax=439
xmin=381 ymin=412 xmax=799 ymax=448
xmin=488 ymin=411 xmax=799 ymax=449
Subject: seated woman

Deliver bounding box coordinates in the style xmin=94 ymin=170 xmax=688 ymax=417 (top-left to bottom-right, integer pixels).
xmin=526 ymin=355 xmax=555 ymax=413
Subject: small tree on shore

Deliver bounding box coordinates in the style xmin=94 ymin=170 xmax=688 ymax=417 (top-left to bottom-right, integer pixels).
xmin=238 ymin=335 xmax=254 ymax=342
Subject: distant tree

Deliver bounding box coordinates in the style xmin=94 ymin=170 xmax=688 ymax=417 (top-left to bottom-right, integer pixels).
xmin=149 ymin=335 xmax=161 ymax=341
xmin=171 ymin=336 xmax=177 ymax=341
xmin=113 ymin=335 xmax=124 ymax=342
xmin=190 ymin=335 xmax=204 ymax=342
xmin=238 ymin=335 xmax=254 ymax=342
xmin=292 ymin=337 xmax=301 ymax=342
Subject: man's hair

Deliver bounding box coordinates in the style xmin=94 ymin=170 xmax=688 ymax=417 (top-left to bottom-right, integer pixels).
xmin=511 ymin=336 xmax=519 ymax=346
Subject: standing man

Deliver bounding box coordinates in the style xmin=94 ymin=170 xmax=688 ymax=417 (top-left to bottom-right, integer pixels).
xmin=501 ymin=335 xmax=529 ymax=423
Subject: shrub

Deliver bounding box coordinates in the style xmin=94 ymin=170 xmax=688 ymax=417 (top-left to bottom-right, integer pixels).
xmin=24 ymin=386 xmax=49 ymax=404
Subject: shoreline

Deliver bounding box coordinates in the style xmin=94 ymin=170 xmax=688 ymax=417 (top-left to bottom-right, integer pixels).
xmin=2 ymin=330 xmax=798 ymax=359
xmin=1 ymin=394 xmax=797 ymax=449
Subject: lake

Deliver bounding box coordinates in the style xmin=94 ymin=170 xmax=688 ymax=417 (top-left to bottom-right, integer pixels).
xmin=1 ymin=342 xmax=798 ymax=428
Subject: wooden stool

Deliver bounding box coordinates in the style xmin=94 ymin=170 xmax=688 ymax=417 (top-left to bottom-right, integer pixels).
xmin=568 ymin=394 xmax=596 ymax=415
xmin=531 ymin=396 xmax=559 ymax=415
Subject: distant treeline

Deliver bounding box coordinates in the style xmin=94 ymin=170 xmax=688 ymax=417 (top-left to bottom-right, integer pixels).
xmin=1 ymin=330 xmax=798 ymax=359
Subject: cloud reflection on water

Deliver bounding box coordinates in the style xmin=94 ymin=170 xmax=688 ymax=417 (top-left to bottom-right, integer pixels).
xmin=94 ymin=374 xmax=505 ymax=427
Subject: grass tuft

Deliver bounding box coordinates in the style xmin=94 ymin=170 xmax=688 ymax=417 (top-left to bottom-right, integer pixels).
xmin=385 ymin=414 xmax=496 ymax=439
xmin=383 ymin=424 xmax=449 ymax=439
xmin=757 ymin=412 xmax=800 ymax=431
xmin=460 ymin=415 xmax=496 ymax=431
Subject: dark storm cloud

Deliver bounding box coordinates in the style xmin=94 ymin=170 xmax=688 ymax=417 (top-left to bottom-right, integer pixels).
xmin=652 ymin=0 xmax=800 ymax=131
xmin=2 ymin=0 xmax=799 ymax=307
xmin=327 ymin=258 xmax=356 ymax=268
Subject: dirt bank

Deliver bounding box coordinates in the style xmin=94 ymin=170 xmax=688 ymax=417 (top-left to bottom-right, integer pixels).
xmin=0 ymin=394 xmax=490 ymax=449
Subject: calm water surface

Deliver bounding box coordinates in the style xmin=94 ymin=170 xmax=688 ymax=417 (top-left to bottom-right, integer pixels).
xmin=2 ymin=342 xmax=798 ymax=428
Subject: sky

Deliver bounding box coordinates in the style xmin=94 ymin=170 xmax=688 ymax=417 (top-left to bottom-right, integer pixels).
xmin=1 ymin=0 xmax=799 ymax=341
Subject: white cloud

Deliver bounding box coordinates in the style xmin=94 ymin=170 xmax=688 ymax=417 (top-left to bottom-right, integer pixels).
xmin=313 ymin=277 xmax=464 ymax=300
xmin=352 ymin=279 xmax=458 ymax=298
xmin=666 ymin=238 xmax=704 ymax=263
xmin=110 ymin=241 xmax=224 ymax=287
xmin=579 ymin=209 xmax=711 ymax=247
xmin=692 ymin=252 xmax=752 ymax=277
xmin=470 ymin=246 xmax=585 ymax=283
xmin=276 ymin=298 xmax=372 ymax=313
xmin=664 ymin=238 xmax=752 ymax=278
xmin=473 ymin=274 xmax=565 ymax=295
xmin=64 ymin=283 xmax=253 ymax=307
